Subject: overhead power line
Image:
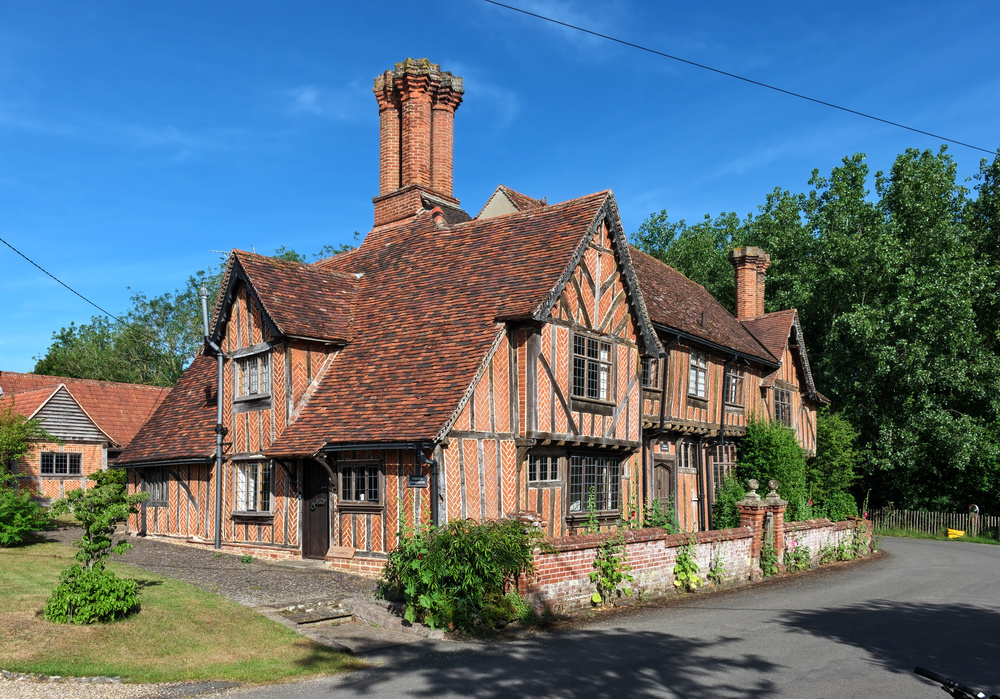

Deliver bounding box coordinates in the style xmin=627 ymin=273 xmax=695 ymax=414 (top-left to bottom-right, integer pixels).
xmin=0 ymin=235 xmax=121 ymax=321
xmin=482 ymin=0 xmax=996 ymax=156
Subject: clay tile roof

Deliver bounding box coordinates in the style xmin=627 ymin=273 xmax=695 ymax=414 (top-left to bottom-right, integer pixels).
xmin=0 ymin=371 xmax=170 ymax=446
xmin=3 ymin=386 xmax=58 ymax=418
xmin=740 ymin=310 xmax=796 ymax=361
xmin=628 ymin=247 xmax=776 ymax=364
xmin=223 ymin=251 xmax=357 ymax=343
xmin=116 ymin=356 xmax=218 ymax=465
xmin=269 ymin=191 xmax=614 ymax=456
xmin=499 ymin=185 xmax=545 ymax=212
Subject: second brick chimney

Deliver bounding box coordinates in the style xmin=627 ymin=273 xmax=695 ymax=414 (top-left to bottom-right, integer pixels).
xmin=729 ymin=246 xmax=771 ymax=321
xmin=372 ymin=58 xmax=464 ymax=227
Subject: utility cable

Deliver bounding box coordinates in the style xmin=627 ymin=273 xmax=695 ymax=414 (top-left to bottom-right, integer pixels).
xmin=482 ymin=0 xmax=996 ymax=156
xmin=0 ymin=234 xmax=121 ymax=321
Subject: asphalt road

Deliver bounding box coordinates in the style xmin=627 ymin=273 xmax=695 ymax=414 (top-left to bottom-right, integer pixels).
xmin=216 ymin=537 xmax=1000 ymax=698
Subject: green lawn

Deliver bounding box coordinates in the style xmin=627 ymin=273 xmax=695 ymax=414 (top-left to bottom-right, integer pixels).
xmin=0 ymin=542 xmax=361 ymax=683
xmin=878 ymin=527 xmax=1000 ymax=545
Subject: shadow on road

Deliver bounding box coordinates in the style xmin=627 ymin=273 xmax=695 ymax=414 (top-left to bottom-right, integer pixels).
xmin=295 ymin=627 xmax=783 ymax=698
xmin=779 ymin=600 xmax=1000 ymax=691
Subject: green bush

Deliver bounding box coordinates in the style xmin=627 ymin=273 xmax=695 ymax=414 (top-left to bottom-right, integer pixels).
xmin=643 ymin=496 xmax=679 ymax=532
xmin=0 ymin=473 xmax=50 ymax=546
xmin=818 ymin=490 xmax=859 ymax=521
xmin=43 ymin=563 xmax=140 ymax=624
xmin=377 ymin=518 xmax=545 ymax=632
xmin=737 ymin=418 xmax=808 ymax=520
xmin=712 ymin=473 xmax=746 ymax=529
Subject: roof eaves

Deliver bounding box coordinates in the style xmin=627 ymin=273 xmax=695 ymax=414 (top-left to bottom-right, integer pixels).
xmin=652 ymin=323 xmax=780 ymax=368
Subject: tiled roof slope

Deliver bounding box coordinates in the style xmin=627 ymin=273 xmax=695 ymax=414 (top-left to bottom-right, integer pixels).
xmin=213 ymin=251 xmax=357 ymax=344
xmin=503 ymin=187 xmax=545 ymax=212
xmin=628 ymin=248 xmax=776 ymax=364
xmin=741 ymin=310 xmax=795 ymax=361
xmin=0 ymin=372 xmax=169 ymax=446
xmin=270 ymin=191 xmax=615 ymax=456
xmin=116 ymin=356 xmax=218 ymax=464
xmin=5 ymin=387 xmax=58 ymax=419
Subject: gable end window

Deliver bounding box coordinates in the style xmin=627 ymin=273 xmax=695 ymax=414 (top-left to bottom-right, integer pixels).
xmin=641 ymin=357 xmax=660 ymax=389
xmin=572 ymin=335 xmax=613 ymax=402
xmin=236 ymin=352 xmax=271 ymax=398
xmin=340 ymin=464 xmax=382 ymax=505
xmin=688 ymin=351 xmax=707 ymax=398
xmin=774 ymin=389 xmax=793 ymax=428
xmin=235 ymin=462 xmax=272 ymax=513
xmin=40 ymin=452 xmax=82 ymax=476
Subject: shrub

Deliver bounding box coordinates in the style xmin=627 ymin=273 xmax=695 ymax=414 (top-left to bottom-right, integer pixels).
xmin=43 ymin=563 xmax=140 ymax=624
xmin=377 ymin=518 xmax=544 ymax=632
xmin=712 ymin=474 xmax=746 ymax=529
xmin=784 ymin=538 xmax=812 ymax=572
xmin=643 ymin=495 xmax=679 ymax=532
xmin=673 ymin=535 xmax=703 ymax=591
xmin=591 ymin=532 xmax=634 ymax=606
xmin=737 ymin=418 xmax=808 ymax=520
xmin=0 ymin=472 xmax=50 ymax=546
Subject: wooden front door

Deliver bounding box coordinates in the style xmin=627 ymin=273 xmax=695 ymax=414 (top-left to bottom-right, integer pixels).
xmin=654 ymin=461 xmax=673 ymax=511
xmin=302 ymin=462 xmax=330 ymax=559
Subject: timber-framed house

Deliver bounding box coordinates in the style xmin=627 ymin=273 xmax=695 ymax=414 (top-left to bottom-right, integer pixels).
xmin=117 ymin=57 xmax=827 ymax=570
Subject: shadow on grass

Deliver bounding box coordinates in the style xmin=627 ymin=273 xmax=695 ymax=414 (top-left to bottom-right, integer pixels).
xmin=292 ymin=627 xmax=782 ymax=698
xmin=133 ymin=578 xmax=164 ymax=590
xmin=779 ymin=600 xmax=1000 ymax=692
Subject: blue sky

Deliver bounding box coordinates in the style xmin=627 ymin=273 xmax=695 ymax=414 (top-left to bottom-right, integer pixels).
xmin=1 ymin=0 xmax=997 ymax=373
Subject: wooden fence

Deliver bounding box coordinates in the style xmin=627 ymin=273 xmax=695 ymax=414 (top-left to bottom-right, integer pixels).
xmin=870 ymin=508 xmax=1000 ymax=538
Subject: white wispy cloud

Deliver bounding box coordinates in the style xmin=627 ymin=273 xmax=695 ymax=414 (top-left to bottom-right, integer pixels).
xmin=285 ymin=82 xmax=369 ymax=122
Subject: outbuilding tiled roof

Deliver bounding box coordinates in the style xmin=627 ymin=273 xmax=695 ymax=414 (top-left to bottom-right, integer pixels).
xmin=211 ymin=251 xmax=357 ymax=345
xmin=628 ymin=248 xmax=777 ymax=364
xmin=268 ymin=191 xmax=627 ymax=456
xmin=5 ymin=387 xmax=58 ymax=419
xmin=115 ymin=356 xmax=218 ymax=465
xmin=0 ymin=372 xmax=169 ymax=446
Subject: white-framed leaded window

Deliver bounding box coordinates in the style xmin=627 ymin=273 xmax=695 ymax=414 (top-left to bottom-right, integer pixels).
xmin=688 ymin=351 xmax=707 ymax=398
xmin=145 ymin=467 xmax=169 ymax=506
xmin=725 ymin=371 xmax=745 ymax=405
xmin=236 ymin=352 xmax=271 ymax=398
xmin=40 ymin=452 xmax=82 ymax=476
xmin=774 ymin=388 xmax=793 ymax=427
xmin=340 ymin=464 xmax=381 ymax=505
xmin=572 ymin=334 xmax=614 ymax=402
xmin=235 ymin=462 xmax=272 ymax=513
xmin=528 ymin=454 xmax=559 ymax=482
xmin=641 ymin=357 xmax=660 ymax=389
xmin=568 ymin=455 xmax=620 ymax=513
xmin=677 ymin=439 xmax=698 ymax=471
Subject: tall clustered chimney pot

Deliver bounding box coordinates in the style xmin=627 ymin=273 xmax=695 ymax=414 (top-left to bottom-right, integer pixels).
xmin=372 ymin=59 xmax=464 ymax=227
xmin=729 ymin=246 xmax=771 ymax=321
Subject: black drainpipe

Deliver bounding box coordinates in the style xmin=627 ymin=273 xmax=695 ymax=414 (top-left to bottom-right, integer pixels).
xmin=200 ymin=286 xmax=226 ymax=550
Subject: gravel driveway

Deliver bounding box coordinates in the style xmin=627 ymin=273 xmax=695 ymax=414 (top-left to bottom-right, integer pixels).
xmin=41 ymin=526 xmax=379 ymax=607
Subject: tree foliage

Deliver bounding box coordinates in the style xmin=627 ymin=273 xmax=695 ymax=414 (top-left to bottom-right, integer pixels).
xmin=735 ymin=418 xmax=809 ymax=520
xmin=33 ymin=239 xmax=359 ymax=387
xmin=636 ymin=146 xmax=1000 ymax=512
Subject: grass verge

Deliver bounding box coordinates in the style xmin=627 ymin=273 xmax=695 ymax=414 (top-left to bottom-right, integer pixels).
xmin=877 ymin=527 xmax=1000 ymax=545
xmin=0 ymin=541 xmax=362 ymax=683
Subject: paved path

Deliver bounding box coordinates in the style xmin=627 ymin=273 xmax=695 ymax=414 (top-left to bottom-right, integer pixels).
xmin=209 ymin=537 xmax=1000 ymax=698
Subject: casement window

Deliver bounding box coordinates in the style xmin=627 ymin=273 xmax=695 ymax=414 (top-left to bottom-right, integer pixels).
xmin=774 ymin=388 xmax=793 ymax=428
xmin=641 ymin=357 xmax=660 ymax=389
xmin=688 ymin=351 xmax=708 ymax=398
xmin=235 ymin=462 xmax=272 ymax=513
xmin=568 ymin=454 xmax=620 ymax=513
xmin=236 ymin=352 xmax=271 ymax=398
xmin=677 ymin=439 xmax=698 ymax=471
xmin=725 ymin=371 xmax=745 ymax=405
xmin=40 ymin=452 xmax=82 ymax=476
xmin=572 ymin=334 xmax=613 ymax=402
xmin=713 ymin=443 xmax=737 ymax=496
xmin=528 ymin=454 xmax=559 ymax=483
xmin=340 ymin=464 xmax=381 ymax=505
xmin=145 ymin=467 xmax=169 ymax=506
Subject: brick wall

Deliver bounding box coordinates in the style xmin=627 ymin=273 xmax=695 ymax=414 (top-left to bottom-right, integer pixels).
xmin=17 ymin=441 xmax=104 ymax=501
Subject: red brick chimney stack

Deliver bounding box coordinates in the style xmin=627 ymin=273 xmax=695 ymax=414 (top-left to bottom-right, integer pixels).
xmin=729 ymin=247 xmax=771 ymax=321
xmin=372 ymin=59 xmax=463 ymax=227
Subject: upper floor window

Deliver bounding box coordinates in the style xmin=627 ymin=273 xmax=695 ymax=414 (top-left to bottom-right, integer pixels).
xmin=40 ymin=452 xmax=81 ymax=476
xmin=641 ymin=357 xmax=660 ymax=389
xmin=340 ymin=464 xmax=381 ymax=505
xmin=774 ymin=388 xmax=793 ymax=427
xmin=236 ymin=352 xmax=271 ymax=398
xmin=725 ymin=371 xmax=745 ymax=405
xmin=688 ymin=351 xmax=707 ymax=398
xmin=235 ymin=461 xmax=272 ymax=513
xmin=573 ymin=334 xmax=613 ymax=402
xmin=568 ymin=454 xmax=620 ymax=513
xmin=528 ymin=454 xmax=559 ymax=482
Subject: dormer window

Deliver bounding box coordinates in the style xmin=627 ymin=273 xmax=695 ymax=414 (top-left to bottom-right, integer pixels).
xmin=688 ymin=351 xmax=707 ymax=398
xmin=641 ymin=357 xmax=660 ymax=389
xmin=236 ymin=352 xmax=270 ymax=398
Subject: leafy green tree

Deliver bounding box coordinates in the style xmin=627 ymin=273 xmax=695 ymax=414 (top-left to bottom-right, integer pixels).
xmin=0 ymin=398 xmax=55 ymax=545
xmin=44 ymin=469 xmax=148 ymax=623
xmin=735 ymin=417 xmax=809 ymax=520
